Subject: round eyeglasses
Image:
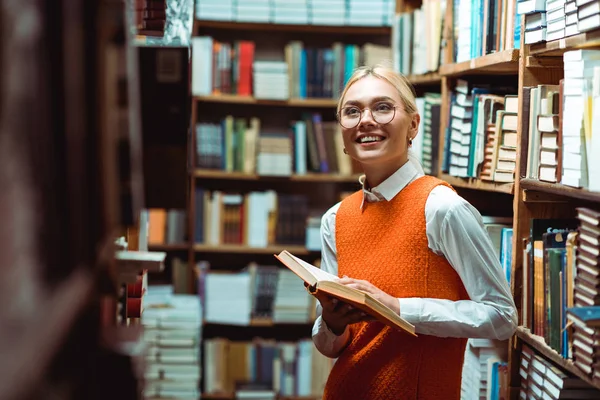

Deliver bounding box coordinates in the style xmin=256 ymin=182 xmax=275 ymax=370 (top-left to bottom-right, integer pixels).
xmin=336 ymin=103 xmax=398 ymax=129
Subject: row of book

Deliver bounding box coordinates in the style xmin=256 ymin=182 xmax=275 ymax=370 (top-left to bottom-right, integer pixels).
xmin=203 ymin=337 xmax=334 ymax=398
xmin=523 ymin=49 xmax=600 ymax=191
xmin=461 ymin=339 xmax=509 ymax=400
xmin=391 ymin=1 xmax=444 ymax=76
xmin=521 ymin=207 xmax=600 ymax=361
xmin=147 ymin=209 xmax=186 ymax=245
xmin=441 ymin=80 xmax=519 ymax=183
xmin=519 ymin=343 xmax=600 ymax=399
xmin=195 ymin=0 xmax=395 ymax=26
xmin=455 ymin=0 xmax=521 ymax=62
xmin=142 ymin=285 xmax=202 ymax=400
xmin=190 ymin=36 xmax=391 ymax=100
xmin=194 ymin=114 xmax=360 ymax=176
xmin=201 ymin=266 xmax=317 ymax=325
xmin=521 ymin=0 xmax=600 ymax=44
xmin=192 ymin=190 xmax=315 ymax=248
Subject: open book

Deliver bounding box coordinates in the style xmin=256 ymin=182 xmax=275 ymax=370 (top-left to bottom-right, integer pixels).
xmin=274 ymin=250 xmax=416 ymax=336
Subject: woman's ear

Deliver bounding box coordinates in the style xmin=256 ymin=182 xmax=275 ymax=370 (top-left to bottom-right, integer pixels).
xmin=410 ymin=113 xmax=420 ymax=137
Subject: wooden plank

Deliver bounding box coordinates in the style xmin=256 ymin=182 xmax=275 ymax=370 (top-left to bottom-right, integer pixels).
xmin=439 ymin=174 xmax=515 ymax=194
xmin=406 ymin=72 xmax=442 ymax=86
xmin=193 ymin=244 xmax=314 ymax=255
xmin=195 ymin=20 xmax=391 ymax=35
xmin=528 ymin=28 xmax=600 ymax=57
xmin=194 ymin=94 xmax=338 ymax=108
xmin=515 ymin=327 xmax=600 ymax=391
xmin=520 ymin=179 xmax=600 ymax=203
xmin=525 ymin=56 xmax=564 ymax=68
xmin=193 ymin=169 xmax=361 ymax=183
xmin=148 ymin=244 xmax=189 ymax=251
xmin=439 ymin=49 xmax=520 ymax=76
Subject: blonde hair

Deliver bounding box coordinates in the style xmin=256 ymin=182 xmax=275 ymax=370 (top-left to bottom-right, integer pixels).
xmin=336 ymin=64 xmax=418 ymax=115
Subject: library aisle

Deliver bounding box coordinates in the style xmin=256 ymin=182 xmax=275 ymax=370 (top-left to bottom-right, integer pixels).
xmin=3 ymin=0 xmax=600 ymax=399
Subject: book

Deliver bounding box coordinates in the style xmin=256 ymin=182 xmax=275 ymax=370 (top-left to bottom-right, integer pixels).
xmin=273 ymin=250 xmax=416 ymax=336
xmin=567 ymin=306 xmax=600 ymax=328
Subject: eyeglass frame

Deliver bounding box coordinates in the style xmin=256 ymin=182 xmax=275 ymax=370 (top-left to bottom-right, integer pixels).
xmin=335 ymin=103 xmax=401 ymax=129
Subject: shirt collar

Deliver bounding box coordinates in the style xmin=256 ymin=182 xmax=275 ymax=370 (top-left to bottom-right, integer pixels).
xmin=359 ymin=161 xmax=423 ymax=209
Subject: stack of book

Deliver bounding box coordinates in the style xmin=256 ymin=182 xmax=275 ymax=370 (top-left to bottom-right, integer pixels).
xmin=519 ymin=344 xmax=600 ymax=398
xmin=135 ymin=0 xmax=167 ymax=36
xmin=253 ymin=61 xmax=289 ymax=100
xmin=142 ymin=285 xmax=202 ymax=400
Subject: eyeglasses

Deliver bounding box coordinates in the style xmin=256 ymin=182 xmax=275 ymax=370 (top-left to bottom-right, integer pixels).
xmin=337 ymin=102 xmax=398 ymax=129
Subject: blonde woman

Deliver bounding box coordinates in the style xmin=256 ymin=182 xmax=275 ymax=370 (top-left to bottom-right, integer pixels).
xmin=311 ymin=65 xmax=517 ymax=400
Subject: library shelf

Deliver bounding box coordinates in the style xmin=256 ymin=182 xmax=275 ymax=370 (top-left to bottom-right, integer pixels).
xmin=193 ymin=244 xmax=315 ymax=255
xmin=406 ymin=72 xmax=442 ymax=86
xmin=194 ymin=19 xmax=391 ymax=35
xmin=148 ymin=244 xmax=188 ymax=252
xmin=193 ymin=169 xmax=361 ymax=184
xmin=439 ymin=49 xmax=520 ymax=77
xmin=194 ymin=94 xmax=337 ymax=108
xmin=440 ymin=174 xmax=514 ymax=195
xmin=520 ymin=179 xmax=600 ymax=203
xmin=201 ymin=394 xmax=321 ymax=400
xmin=515 ymin=327 xmax=600 ymax=391
xmin=203 ymin=318 xmax=313 ymax=327
xmin=528 ymin=28 xmax=600 ymax=57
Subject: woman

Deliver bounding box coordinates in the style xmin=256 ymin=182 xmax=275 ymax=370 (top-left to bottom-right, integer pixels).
xmin=311 ymin=65 xmax=517 ymax=400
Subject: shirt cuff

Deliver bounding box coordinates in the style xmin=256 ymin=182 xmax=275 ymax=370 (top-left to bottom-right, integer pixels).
xmin=314 ymin=316 xmax=350 ymax=347
xmin=399 ymin=298 xmax=422 ymax=326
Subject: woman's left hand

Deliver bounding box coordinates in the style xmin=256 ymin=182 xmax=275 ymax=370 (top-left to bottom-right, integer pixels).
xmin=338 ymin=276 xmax=400 ymax=315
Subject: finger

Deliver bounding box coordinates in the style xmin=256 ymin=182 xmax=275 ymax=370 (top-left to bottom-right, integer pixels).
xmin=344 ymin=310 xmax=370 ymax=325
xmin=338 ymin=277 xmax=356 ymax=284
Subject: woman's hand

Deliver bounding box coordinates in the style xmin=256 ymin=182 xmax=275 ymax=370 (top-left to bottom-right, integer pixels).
xmin=317 ymin=293 xmax=372 ymax=336
xmin=338 ymin=276 xmax=400 ymax=315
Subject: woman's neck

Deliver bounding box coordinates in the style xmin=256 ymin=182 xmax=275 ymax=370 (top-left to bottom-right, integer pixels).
xmin=362 ymin=157 xmax=408 ymax=189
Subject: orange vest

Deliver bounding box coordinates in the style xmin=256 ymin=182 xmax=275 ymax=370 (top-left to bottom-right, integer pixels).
xmin=323 ymin=175 xmax=469 ymax=400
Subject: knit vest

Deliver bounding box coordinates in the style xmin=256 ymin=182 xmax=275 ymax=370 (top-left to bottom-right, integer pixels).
xmin=323 ymin=175 xmax=469 ymax=400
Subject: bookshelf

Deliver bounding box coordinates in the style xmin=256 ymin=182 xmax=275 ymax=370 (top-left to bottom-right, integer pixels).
xmin=194 ymin=94 xmax=338 ymax=108
xmin=505 ymin=5 xmax=600 ymax=399
xmin=439 ymin=49 xmax=521 ymax=76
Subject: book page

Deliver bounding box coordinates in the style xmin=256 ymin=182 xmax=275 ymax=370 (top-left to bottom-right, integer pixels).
xmin=290 ymin=254 xmax=339 ymax=282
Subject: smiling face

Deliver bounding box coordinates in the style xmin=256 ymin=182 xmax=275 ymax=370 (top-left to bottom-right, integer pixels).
xmin=339 ymin=76 xmax=418 ymax=178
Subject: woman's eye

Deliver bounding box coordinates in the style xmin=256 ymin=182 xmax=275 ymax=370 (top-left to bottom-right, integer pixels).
xmin=344 ymin=107 xmax=360 ymax=116
xmin=375 ymin=103 xmax=393 ymax=112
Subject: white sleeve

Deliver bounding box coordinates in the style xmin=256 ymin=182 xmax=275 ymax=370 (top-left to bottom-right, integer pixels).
xmin=398 ymin=186 xmax=518 ymax=340
xmin=311 ymin=203 xmax=351 ymax=358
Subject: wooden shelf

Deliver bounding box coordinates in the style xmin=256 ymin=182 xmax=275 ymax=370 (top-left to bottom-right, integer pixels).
xmin=201 ymin=394 xmax=320 ymax=400
xmin=195 ymin=19 xmax=391 ymax=35
xmin=193 ymin=244 xmax=316 ymax=255
xmin=406 ymin=72 xmax=442 ymax=86
xmin=148 ymin=244 xmax=188 ymax=251
xmin=204 ymin=318 xmax=313 ymax=327
xmin=528 ymin=29 xmax=600 ymax=57
xmin=520 ymin=179 xmax=600 ymax=203
xmin=439 ymin=49 xmax=520 ymax=76
xmin=193 ymin=169 xmax=360 ymax=183
xmin=515 ymin=327 xmax=600 ymax=391
xmin=439 ymin=174 xmax=514 ymax=194
xmin=194 ymin=94 xmax=338 ymax=108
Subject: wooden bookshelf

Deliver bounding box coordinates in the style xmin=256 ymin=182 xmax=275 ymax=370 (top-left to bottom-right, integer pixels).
xmin=520 ymin=179 xmax=600 ymax=203
xmin=528 ymin=28 xmax=600 ymax=57
xmin=515 ymin=327 xmax=600 ymax=391
xmin=193 ymin=169 xmax=360 ymax=183
xmin=203 ymin=318 xmax=313 ymax=327
xmin=201 ymin=394 xmax=321 ymax=400
xmin=439 ymin=174 xmax=514 ymax=195
xmin=194 ymin=94 xmax=338 ymax=108
xmin=193 ymin=243 xmax=314 ymax=255
xmin=194 ymin=19 xmax=391 ymax=35
xmin=406 ymin=72 xmax=442 ymax=85
xmin=439 ymin=49 xmax=520 ymax=76
xmin=148 ymin=243 xmax=189 ymax=251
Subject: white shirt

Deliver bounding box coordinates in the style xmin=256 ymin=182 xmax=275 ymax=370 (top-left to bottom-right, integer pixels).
xmin=311 ymin=161 xmax=518 ymax=358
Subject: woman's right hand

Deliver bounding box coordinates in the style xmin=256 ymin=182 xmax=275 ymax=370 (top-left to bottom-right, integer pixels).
xmin=317 ymin=294 xmax=372 ymax=335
